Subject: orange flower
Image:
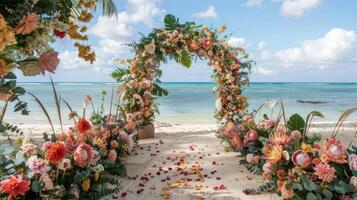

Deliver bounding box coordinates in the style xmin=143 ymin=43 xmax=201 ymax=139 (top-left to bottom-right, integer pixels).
xmin=0 ymin=175 xmax=30 ymax=200
xmin=15 ymin=13 xmax=39 ymax=34
xmin=269 ymin=131 xmax=290 ymax=146
xmin=321 ymin=139 xmax=348 ymax=164
xmin=77 ymin=118 xmax=91 ymax=134
xmin=45 ymin=142 xmax=66 ymax=163
xmin=263 ymin=144 xmax=283 ymax=164
xmin=276 ymin=180 xmax=294 ymax=199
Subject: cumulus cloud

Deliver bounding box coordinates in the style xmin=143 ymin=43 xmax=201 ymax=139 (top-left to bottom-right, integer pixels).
xmin=259 ymin=28 xmax=357 ymax=71
xmin=280 ymin=0 xmax=322 ymax=17
xmin=242 ymin=0 xmax=264 ymax=8
xmin=228 ymin=37 xmax=248 ymax=48
xmin=254 ymin=67 xmax=278 ymax=75
xmin=193 ymin=6 xmax=218 ymax=19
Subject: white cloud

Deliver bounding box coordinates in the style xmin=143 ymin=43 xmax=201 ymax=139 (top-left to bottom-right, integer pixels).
xmin=280 ymin=0 xmax=322 ymax=17
xmin=228 ymin=37 xmax=247 ymax=48
xmin=242 ymin=0 xmax=264 ymax=8
xmin=255 ymin=67 xmax=278 ymax=75
xmin=193 ymin=6 xmax=218 ymax=19
xmin=260 ymin=28 xmax=357 ymax=70
xmin=257 ymin=41 xmax=267 ymax=51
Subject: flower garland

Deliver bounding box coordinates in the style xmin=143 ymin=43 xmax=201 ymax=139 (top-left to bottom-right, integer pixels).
xmin=114 ymin=15 xmax=253 ymax=130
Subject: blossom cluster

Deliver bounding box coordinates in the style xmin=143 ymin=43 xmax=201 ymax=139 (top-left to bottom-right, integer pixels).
xmin=0 ymin=97 xmax=133 ymax=199
xmin=221 ymin=109 xmax=357 ymax=199
xmin=118 ymin=15 xmax=252 ymax=130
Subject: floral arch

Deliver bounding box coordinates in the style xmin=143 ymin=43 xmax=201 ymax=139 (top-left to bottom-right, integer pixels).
xmin=113 ymin=15 xmax=253 ymax=131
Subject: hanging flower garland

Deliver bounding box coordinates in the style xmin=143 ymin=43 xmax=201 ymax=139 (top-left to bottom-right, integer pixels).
xmin=113 ymin=14 xmax=253 ymax=131
xmin=0 ymin=0 xmax=103 ymax=115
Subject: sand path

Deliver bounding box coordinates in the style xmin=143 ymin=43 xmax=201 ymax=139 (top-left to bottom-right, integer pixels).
xmin=110 ymin=125 xmax=279 ymax=200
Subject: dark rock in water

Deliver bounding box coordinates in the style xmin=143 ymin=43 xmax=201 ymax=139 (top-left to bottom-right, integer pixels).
xmin=297 ymin=100 xmax=328 ymax=104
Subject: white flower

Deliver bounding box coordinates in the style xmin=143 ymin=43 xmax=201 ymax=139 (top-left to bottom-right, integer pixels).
xmin=58 ymin=158 xmax=72 ymax=171
xmin=215 ymin=98 xmax=222 ymax=111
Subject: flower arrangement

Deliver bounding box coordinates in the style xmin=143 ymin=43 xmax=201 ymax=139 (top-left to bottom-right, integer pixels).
xmin=112 ymin=14 xmax=253 ymax=131
xmin=0 ymin=0 xmax=116 ymax=117
xmin=0 ymin=81 xmax=133 ymax=199
xmin=222 ymin=102 xmax=357 ymax=199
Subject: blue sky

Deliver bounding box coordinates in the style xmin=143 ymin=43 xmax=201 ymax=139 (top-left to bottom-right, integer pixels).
xmin=18 ymin=0 xmax=357 ymax=82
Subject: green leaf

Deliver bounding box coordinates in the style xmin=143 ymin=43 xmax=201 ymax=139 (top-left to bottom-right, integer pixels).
xmin=321 ymin=189 xmax=332 ymax=199
xmin=180 ymin=50 xmax=192 ymax=68
xmin=111 ymin=68 xmax=129 ymax=82
xmin=306 ymin=192 xmax=317 ymax=200
xmin=13 ymin=87 xmax=26 ymax=95
xmin=164 ymin=14 xmax=179 ymax=30
xmin=4 ymin=72 xmax=16 ymax=79
xmin=333 ymin=180 xmax=355 ymax=194
xmin=301 ymin=175 xmax=317 ymax=191
xmin=152 ymin=83 xmax=168 ymax=97
xmin=14 ymin=152 xmax=25 ymax=166
xmin=31 ymin=180 xmax=42 ymax=193
xmin=287 ymin=113 xmax=305 ymax=133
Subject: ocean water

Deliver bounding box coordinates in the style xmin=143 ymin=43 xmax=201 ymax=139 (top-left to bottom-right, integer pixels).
xmin=2 ymin=82 xmax=357 ymax=125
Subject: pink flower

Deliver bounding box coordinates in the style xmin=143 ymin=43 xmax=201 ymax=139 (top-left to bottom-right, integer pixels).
xmin=39 ymin=52 xmax=59 ymax=75
xmin=108 ymin=150 xmax=117 ymax=161
xmin=26 ymin=156 xmax=50 ymax=174
xmin=264 ymin=119 xmax=275 ymax=129
xmin=58 ymin=158 xmax=72 ymax=171
xmin=290 ymin=130 xmax=302 ymax=141
xmin=39 ymin=174 xmax=53 ymax=190
xmin=349 ymin=154 xmax=357 ymax=171
xmin=246 ymin=130 xmax=259 ymax=142
xmin=313 ymin=163 xmax=336 ymax=183
xmin=20 ymin=143 xmax=37 ymax=155
xmin=41 ymin=141 xmax=53 ymax=151
xmin=292 ymin=150 xmax=311 ymax=168
xmin=263 ymin=162 xmax=272 ymax=173
xmin=74 ymin=143 xmax=93 ymax=167
xmin=15 ymin=13 xmax=39 ymax=34
xmin=277 ymin=181 xmax=294 ymax=199
xmin=350 ymin=176 xmax=357 ymax=191
xmin=321 ymin=139 xmax=348 ymax=164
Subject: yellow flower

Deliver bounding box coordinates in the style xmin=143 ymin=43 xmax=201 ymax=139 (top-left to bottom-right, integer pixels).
xmin=82 ymin=179 xmax=90 ymax=192
xmin=94 ymin=172 xmax=100 ymax=181
xmin=301 ymin=142 xmax=313 ymax=153
xmin=263 ymin=144 xmax=283 ymax=164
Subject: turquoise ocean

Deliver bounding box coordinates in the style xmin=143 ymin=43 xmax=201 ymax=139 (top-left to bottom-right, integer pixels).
xmin=2 ymin=82 xmax=357 ymax=125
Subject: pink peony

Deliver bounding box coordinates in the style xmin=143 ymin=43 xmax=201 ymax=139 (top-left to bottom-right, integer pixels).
xmin=246 ymin=130 xmax=259 ymax=142
xmin=15 ymin=13 xmax=39 ymax=34
xmin=108 ymin=150 xmax=117 ymax=161
xmin=292 ymin=150 xmax=311 ymax=168
xmin=290 ymin=130 xmax=302 ymax=141
xmin=263 ymin=162 xmax=272 ymax=173
xmin=39 ymin=51 xmax=59 ymax=75
xmin=264 ymin=119 xmax=276 ymax=129
xmin=313 ymin=163 xmax=336 ymax=183
xmin=350 ymin=176 xmax=357 ymax=191
xmin=39 ymin=174 xmax=53 ymax=190
xmin=58 ymin=158 xmax=72 ymax=171
xmin=349 ymin=154 xmax=357 ymax=171
xmin=20 ymin=143 xmax=37 ymax=155
xmin=74 ymin=143 xmax=93 ymax=167
xmin=26 ymin=156 xmax=50 ymax=174
xmin=41 ymin=141 xmax=53 ymax=151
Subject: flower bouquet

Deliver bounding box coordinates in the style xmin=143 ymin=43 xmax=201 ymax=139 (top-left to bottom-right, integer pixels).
xmin=0 ymin=81 xmax=133 ymax=199
xmin=232 ymin=104 xmax=357 ymax=200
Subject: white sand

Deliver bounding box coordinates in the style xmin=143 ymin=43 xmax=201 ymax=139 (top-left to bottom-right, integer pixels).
xmin=1 ymin=122 xmax=356 ymax=200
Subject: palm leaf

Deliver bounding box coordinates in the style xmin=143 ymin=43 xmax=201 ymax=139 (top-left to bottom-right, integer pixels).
xmin=152 ymin=83 xmax=168 ymax=96
xmin=97 ymin=0 xmax=117 ymax=16
xmin=28 ymin=92 xmax=55 ymax=135
xmin=50 ymin=77 xmax=63 ymax=133
xmin=112 ymin=68 xmax=130 ymax=82
xmin=331 ymin=107 xmax=357 ymax=138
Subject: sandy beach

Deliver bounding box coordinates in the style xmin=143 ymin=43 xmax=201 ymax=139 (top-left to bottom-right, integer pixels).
xmin=1 ymin=121 xmax=356 ymax=200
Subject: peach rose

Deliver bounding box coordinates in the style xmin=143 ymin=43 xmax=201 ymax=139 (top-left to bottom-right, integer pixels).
xmin=108 ymin=150 xmax=117 ymax=161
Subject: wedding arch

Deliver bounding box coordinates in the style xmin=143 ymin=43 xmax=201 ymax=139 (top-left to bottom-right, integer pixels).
xmin=112 ymin=15 xmax=253 ymax=131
